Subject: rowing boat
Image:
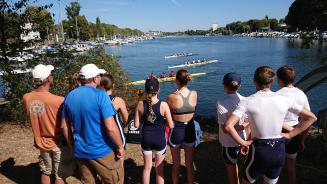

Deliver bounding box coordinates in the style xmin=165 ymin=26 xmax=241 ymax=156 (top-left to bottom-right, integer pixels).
xmin=168 ymin=59 xmax=218 ymax=69
xmin=129 ymin=72 xmax=207 ymax=85
xmin=164 ymin=53 xmax=193 ymax=59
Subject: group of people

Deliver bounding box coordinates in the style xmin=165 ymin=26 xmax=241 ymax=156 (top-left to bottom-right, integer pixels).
xmin=149 ymin=71 xmax=175 ymax=79
xmin=23 ymin=62 xmax=316 ymax=184
xmin=23 ymin=64 xmax=197 ymax=184
xmin=217 ymin=66 xmax=316 ymax=184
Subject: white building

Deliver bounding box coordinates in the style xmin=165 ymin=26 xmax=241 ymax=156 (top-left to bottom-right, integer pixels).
xmin=20 ymin=23 xmax=41 ymax=42
xmin=211 ymin=23 xmax=218 ymax=32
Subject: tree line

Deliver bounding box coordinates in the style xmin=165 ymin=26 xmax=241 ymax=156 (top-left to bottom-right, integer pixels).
xmin=62 ymin=2 xmax=143 ymax=41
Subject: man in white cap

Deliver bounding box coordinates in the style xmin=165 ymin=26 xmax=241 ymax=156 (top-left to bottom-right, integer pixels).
xmin=61 ymin=63 xmax=124 ymax=184
xmin=23 ymin=64 xmax=69 ymax=184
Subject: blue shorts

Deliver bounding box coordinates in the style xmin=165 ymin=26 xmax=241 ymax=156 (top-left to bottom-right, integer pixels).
xmin=141 ymin=130 xmax=166 ymax=155
xmin=243 ymin=138 xmax=286 ymax=184
xmin=169 ymin=120 xmax=196 ymax=148
xmin=222 ymin=146 xmax=240 ymax=165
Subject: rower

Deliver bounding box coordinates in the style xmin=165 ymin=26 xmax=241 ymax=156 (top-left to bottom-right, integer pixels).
xmin=149 ymin=72 xmax=156 ymax=79
xmin=170 ymin=71 xmax=175 ymax=77
xmin=160 ymin=72 xmax=166 ymax=78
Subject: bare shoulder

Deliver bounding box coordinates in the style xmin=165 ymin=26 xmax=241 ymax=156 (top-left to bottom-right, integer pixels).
xmin=115 ymin=96 xmax=126 ymax=104
xmin=161 ymin=101 xmax=169 ymax=108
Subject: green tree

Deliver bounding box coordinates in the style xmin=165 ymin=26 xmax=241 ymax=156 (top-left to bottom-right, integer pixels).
xmin=25 ymin=6 xmax=54 ymax=40
xmin=0 ymin=0 xmax=52 ymax=122
xmin=285 ymin=0 xmax=327 ymax=32
xmin=95 ymin=16 xmax=104 ymax=38
xmin=65 ymin=1 xmax=81 ymax=21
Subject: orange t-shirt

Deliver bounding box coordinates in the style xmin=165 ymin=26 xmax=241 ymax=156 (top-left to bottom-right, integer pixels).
xmin=23 ymin=91 xmax=64 ymax=151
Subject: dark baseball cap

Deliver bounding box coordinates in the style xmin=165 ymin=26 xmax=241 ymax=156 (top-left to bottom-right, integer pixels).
xmin=223 ymin=72 xmax=241 ymax=87
xmin=145 ymin=78 xmax=159 ymax=93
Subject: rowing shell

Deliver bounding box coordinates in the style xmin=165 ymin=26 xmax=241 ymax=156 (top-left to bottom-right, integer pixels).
xmin=129 ymin=72 xmax=207 ymax=85
xmin=168 ymin=59 xmax=218 ymax=69
xmin=164 ymin=53 xmax=193 ymax=59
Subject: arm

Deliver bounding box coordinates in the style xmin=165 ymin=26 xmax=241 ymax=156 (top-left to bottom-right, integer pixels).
xmin=61 ymin=118 xmax=73 ymax=149
xmin=225 ymin=114 xmax=253 ymax=146
xmin=282 ymin=109 xmax=317 ymax=139
xmin=162 ymin=102 xmax=174 ymax=128
xmin=134 ymin=101 xmax=143 ymax=128
xmin=117 ymin=97 xmax=129 ymax=126
xmin=282 ymin=122 xmax=294 ymax=132
xmin=104 ymin=116 xmax=124 ymax=158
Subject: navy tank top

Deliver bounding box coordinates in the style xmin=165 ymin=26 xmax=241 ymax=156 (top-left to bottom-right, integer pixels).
xmin=142 ymin=100 xmax=165 ymax=132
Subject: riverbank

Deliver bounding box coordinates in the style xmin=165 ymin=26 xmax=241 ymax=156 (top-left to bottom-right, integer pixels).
xmin=1 ymin=121 xmax=327 ymax=184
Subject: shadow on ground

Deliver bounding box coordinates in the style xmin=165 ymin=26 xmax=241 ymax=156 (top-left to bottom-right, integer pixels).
xmin=0 ymin=158 xmax=41 ymax=184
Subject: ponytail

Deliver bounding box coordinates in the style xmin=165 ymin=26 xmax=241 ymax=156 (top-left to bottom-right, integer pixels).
xmin=176 ymin=69 xmax=191 ymax=86
xmin=146 ymin=94 xmax=154 ymax=122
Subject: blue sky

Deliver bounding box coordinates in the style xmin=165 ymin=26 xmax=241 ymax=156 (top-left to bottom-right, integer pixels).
xmin=36 ymin=0 xmax=294 ymax=32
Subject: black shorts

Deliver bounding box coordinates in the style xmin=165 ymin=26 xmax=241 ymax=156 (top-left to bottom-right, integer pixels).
xmin=169 ymin=120 xmax=196 ymax=148
xmin=243 ymin=138 xmax=286 ymax=184
xmin=285 ymin=134 xmax=302 ymax=159
xmin=222 ymin=146 xmax=240 ymax=165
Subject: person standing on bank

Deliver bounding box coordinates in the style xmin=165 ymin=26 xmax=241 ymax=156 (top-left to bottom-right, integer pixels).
xmin=23 ymin=64 xmax=71 ymax=184
xmin=167 ymin=69 xmax=197 ymax=184
xmin=100 ymin=73 xmax=129 ymax=146
xmin=225 ymin=66 xmax=317 ymax=184
xmin=134 ymin=78 xmax=174 ymax=184
xmin=217 ymin=72 xmax=248 ymax=184
xmin=276 ymin=66 xmax=311 ymax=184
xmin=61 ymin=64 xmax=124 ymax=184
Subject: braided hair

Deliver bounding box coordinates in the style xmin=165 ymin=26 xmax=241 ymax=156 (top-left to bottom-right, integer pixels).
xmin=144 ymin=78 xmax=159 ymax=123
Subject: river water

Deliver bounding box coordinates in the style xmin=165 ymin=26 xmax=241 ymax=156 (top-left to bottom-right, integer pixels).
xmin=107 ymin=36 xmax=326 ymax=116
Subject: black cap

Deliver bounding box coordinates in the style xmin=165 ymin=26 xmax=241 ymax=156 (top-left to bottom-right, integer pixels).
xmin=145 ymin=78 xmax=159 ymax=93
xmin=223 ymin=72 xmax=241 ymax=87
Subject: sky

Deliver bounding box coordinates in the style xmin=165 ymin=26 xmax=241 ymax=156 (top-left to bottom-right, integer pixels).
xmin=35 ymin=0 xmax=295 ymax=32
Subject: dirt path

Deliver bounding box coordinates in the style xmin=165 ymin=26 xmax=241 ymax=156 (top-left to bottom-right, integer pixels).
xmin=1 ymin=123 xmax=327 ymax=184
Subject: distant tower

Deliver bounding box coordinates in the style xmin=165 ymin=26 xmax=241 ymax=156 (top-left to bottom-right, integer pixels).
xmin=211 ymin=23 xmax=218 ymax=32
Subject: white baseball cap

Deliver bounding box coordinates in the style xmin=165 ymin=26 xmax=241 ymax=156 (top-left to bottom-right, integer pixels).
xmin=79 ymin=64 xmax=106 ymax=79
xmin=32 ymin=64 xmax=54 ymax=80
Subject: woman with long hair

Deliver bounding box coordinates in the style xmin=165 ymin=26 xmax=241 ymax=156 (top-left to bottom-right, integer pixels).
xmin=167 ymin=69 xmax=197 ymax=184
xmin=134 ymin=78 xmax=174 ymax=184
xmin=100 ymin=74 xmax=129 ymax=145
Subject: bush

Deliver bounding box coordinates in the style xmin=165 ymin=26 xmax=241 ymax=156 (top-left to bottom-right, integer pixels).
xmin=1 ymin=47 xmax=137 ymax=123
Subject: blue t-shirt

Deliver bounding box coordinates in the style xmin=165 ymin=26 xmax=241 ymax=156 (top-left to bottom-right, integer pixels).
xmin=62 ymin=86 xmax=116 ymax=159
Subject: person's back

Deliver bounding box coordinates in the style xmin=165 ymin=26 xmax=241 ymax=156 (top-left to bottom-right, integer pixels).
xmin=24 ymin=64 xmax=70 ymax=184
xmin=276 ymin=66 xmax=311 ymax=184
xmin=276 ymin=87 xmax=310 ymax=126
xmin=24 ymin=91 xmax=63 ymax=150
xmin=61 ymin=64 xmax=124 ymax=184
xmin=64 ymin=85 xmax=116 ymax=158
xmin=218 ymin=93 xmax=246 ymax=146
xmin=238 ymin=90 xmax=297 ymax=139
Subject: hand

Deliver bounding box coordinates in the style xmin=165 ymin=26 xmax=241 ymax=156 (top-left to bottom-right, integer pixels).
xmin=116 ymin=147 xmax=124 ymax=159
xmin=242 ymin=139 xmax=253 ymax=147
xmin=240 ymin=146 xmax=249 ymax=155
